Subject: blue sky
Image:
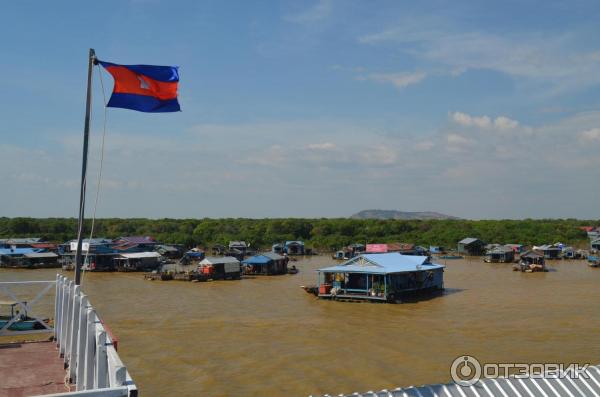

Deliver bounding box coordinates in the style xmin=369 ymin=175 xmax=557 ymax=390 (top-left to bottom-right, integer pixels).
xmin=1 ymin=0 xmax=599 ymax=219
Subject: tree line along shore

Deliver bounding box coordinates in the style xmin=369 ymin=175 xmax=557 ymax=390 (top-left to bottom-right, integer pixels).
xmin=1 ymin=217 xmax=597 ymax=251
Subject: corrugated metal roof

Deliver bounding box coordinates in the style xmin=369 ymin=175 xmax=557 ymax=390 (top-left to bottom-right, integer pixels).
xmin=0 ymin=248 xmax=38 ymax=256
xmin=68 ymin=238 xmax=112 ymax=244
xmin=6 ymin=238 xmax=43 ymax=244
xmin=118 ymin=252 xmax=162 ymax=259
xmin=315 ymin=364 xmax=600 ymax=397
xmin=23 ymin=252 xmax=59 ymax=259
xmin=459 ymin=237 xmax=481 ymax=245
xmin=200 ymin=256 xmax=240 ymax=265
xmin=242 ymin=252 xmax=285 ymax=265
xmin=488 ymin=246 xmax=514 ymax=254
xmin=318 ymin=253 xmax=444 ymax=274
xmin=116 ymin=236 xmax=157 ymax=244
xmin=156 ymin=245 xmax=179 ymax=252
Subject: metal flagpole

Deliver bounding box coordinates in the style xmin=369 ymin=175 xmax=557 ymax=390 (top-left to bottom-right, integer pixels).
xmin=74 ymin=48 xmax=96 ymax=285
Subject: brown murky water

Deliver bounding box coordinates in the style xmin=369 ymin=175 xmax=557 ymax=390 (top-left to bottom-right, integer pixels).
xmin=2 ymin=256 xmax=600 ymax=396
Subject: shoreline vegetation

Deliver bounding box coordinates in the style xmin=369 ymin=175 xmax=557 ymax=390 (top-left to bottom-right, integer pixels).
xmin=1 ymin=217 xmax=597 ymax=250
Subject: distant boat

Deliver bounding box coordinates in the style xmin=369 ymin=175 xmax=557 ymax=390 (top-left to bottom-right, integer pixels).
xmin=438 ymin=254 xmax=463 ymax=259
xmin=0 ymin=301 xmax=49 ymax=331
xmin=588 ymin=255 xmax=600 ymax=268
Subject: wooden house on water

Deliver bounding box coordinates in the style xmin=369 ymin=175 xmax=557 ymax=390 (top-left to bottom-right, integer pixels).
xmin=591 ymin=238 xmax=600 ymax=252
xmin=484 ymin=245 xmax=515 ymax=263
xmin=272 ymin=243 xmax=284 ymax=254
xmin=504 ymin=244 xmax=527 ymax=254
xmin=155 ymin=244 xmax=183 ymax=259
xmin=514 ymin=251 xmax=547 ymax=272
xmin=61 ymin=238 xmax=117 ymax=271
xmin=534 ymin=244 xmax=562 ymax=259
xmin=457 ymin=237 xmax=485 ymax=256
xmin=0 ymin=248 xmax=59 ymax=268
xmin=284 ymin=240 xmax=305 ymax=255
xmin=209 ymin=244 xmax=224 ymax=255
xmin=242 ymin=252 xmax=288 ymax=275
xmin=316 ymin=253 xmax=445 ymax=303
xmin=113 ymin=252 xmax=163 ymax=272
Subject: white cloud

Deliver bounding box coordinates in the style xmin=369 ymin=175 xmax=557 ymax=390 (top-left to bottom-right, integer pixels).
xmin=361 ymin=71 xmax=427 ymax=89
xmin=306 ymin=142 xmax=336 ymax=150
xmin=450 ymin=112 xmax=491 ymax=128
xmin=284 ymin=0 xmax=332 ymax=23
xmin=414 ymin=140 xmax=435 ymax=151
xmin=446 ymin=133 xmax=474 ymax=152
xmin=579 ymin=127 xmax=600 ymax=143
xmin=358 ymin=23 xmax=600 ymax=93
xmin=494 ymin=116 xmax=519 ymax=130
xmin=450 ymin=112 xmax=519 ymax=131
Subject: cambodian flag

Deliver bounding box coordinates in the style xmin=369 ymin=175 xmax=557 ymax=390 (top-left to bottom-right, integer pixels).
xmin=98 ymin=61 xmax=180 ymax=113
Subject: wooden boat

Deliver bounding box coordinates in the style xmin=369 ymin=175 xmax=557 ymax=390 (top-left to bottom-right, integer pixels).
xmin=438 ymin=255 xmax=463 ymax=259
xmin=0 ymin=301 xmax=49 ymax=331
xmin=300 ymin=285 xmax=318 ymax=296
xmin=287 ymin=265 xmax=299 ymax=274
xmin=588 ymin=255 xmax=600 ymax=268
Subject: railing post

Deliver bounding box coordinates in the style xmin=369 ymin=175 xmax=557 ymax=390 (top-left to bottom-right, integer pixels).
xmin=65 ymin=281 xmax=75 ymax=364
xmin=95 ymin=331 xmax=108 ymax=388
xmin=76 ymin=295 xmax=89 ymax=391
xmin=56 ymin=276 xmax=64 ymax=348
xmin=84 ymin=308 xmax=96 ymax=390
xmin=59 ymin=278 xmax=69 ymax=355
xmin=69 ymin=285 xmax=81 ymax=381
xmin=61 ymin=280 xmax=72 ymax=357
xmin=54 ymin=274 xmax=61 ymax=341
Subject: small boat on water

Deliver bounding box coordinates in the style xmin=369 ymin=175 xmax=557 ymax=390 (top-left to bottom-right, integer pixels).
xmin=300 ymin=285 xmax=318 ymax=295
xmin=588 ymin=255 xmax=600 ymax=268
xmin=0 ymin=301 xmax=49 ymax=331
xmin=438 ymin=254 xmax=463 ymax=259
xmin=287 ymin=265 xmax=299 ymax=274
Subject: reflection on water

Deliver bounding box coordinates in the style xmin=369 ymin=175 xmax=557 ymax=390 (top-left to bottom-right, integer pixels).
xmin=2 ymin=256 xmax=600 ymax=396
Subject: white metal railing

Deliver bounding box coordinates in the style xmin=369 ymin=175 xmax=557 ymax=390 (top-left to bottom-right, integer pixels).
xmin=49 ymin=274 xmax=137 ymax=397
xmin=1 ymin=275 xmax=137 ymax=397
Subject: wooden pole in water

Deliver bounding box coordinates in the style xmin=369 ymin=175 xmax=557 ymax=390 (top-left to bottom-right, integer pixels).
xmin=74 ymin=48 xmax=96 ymax=286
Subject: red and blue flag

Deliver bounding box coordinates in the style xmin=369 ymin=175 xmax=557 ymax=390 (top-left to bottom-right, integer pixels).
xmin=99 ymin=61 xmax=180 ymax=113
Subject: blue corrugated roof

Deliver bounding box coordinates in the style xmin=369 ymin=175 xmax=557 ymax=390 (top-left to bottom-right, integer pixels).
xmin=0 ymin=248 xmax=39 ymax=256
xmin=318 ymin=253 xmax=444 ymax=274
xmin=242 ymin=252 xmax=284 ymax=265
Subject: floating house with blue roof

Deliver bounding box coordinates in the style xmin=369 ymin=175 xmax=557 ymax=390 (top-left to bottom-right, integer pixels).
xmin=0 ymin=247 xmax=59 ymax=268
xmin=316 ymin=253 xmax=444 ymax=302
xmin=242 ymin=252 xmax=288 ymax=275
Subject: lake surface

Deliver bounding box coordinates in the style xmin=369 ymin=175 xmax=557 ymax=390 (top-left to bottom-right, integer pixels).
xmin=2 ymin=256 xmax=599 ymax=396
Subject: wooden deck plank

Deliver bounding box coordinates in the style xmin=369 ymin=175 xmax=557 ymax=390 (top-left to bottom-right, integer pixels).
xmin=0 ymin=340 xmax=72 ymax=397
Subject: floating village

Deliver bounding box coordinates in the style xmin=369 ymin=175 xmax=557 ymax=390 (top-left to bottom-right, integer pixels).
xmin=1 ymin=226 xmax=599 ymax=306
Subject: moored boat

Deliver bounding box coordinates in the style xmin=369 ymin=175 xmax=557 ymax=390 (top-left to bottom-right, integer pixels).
xmin=0 ymin=301 xmax=49 ymax=331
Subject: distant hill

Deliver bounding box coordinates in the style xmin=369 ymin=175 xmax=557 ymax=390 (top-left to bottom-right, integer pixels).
xmin=350 ymin=209 xmax=460 ymax=220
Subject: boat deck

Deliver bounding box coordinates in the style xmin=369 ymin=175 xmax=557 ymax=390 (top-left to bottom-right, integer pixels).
xmin=0 ymin=340 xmax=72 ymax=397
